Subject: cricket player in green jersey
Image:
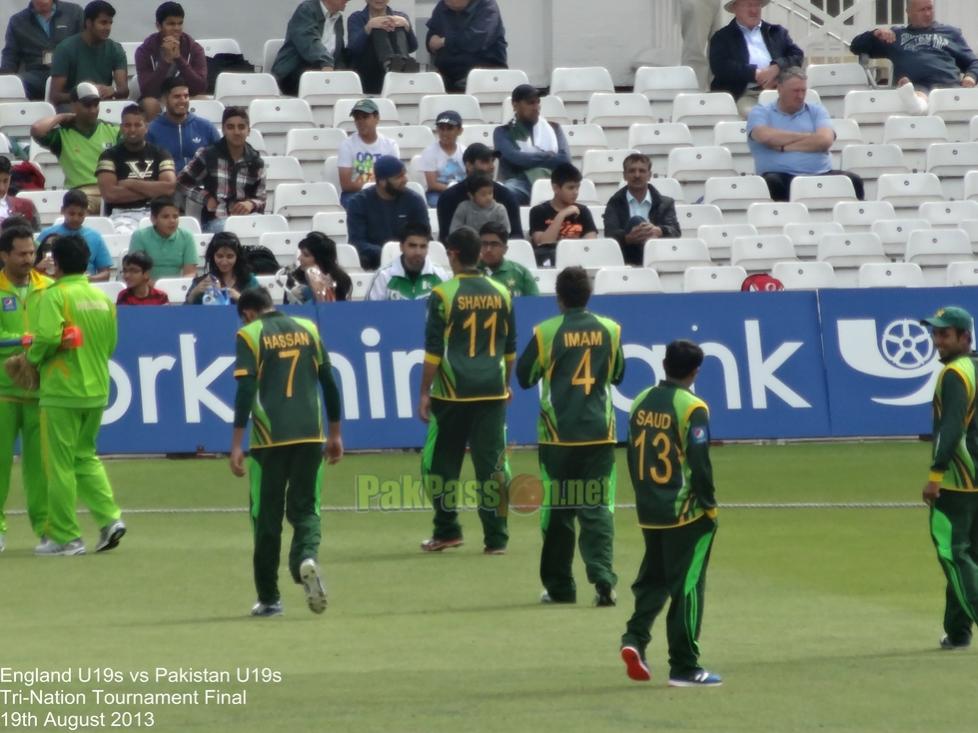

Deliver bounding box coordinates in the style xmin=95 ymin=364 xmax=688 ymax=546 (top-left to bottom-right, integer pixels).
xmin=231 ymin=288 xmax=343 ymax=617
xmin=516 ymin=266 xmax=623 ymax=605
xmin=920 ymin=306 xmax=978 ymax=650
xmin=619 ymin=340 xmax=721 ymax=687
xmin=0 ymin=226 xmax=52 ymax=551
xmin=26 ymin=235 xmax=125 ymax=556
xmin=478 ymin=222 xmax=539 ymax=297
xmin=419 ymin=226 xmax=516 ymax=554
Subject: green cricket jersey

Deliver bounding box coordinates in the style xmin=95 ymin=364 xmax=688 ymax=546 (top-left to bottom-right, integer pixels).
xmin=0 ymin=270 xmax=53 ymax=399
xmin=424 ymin=272 xmax=516 ymax=401
xmin=234 ymin=311 xmax=340 ymax=449
xmin=627 ymin=381 xmax=717 ymax=528
xmin=929 ymin=354 xmax=978 ymax=491
xmin=480 ymin=258 xmax=539 ymax=297
xmin=35 ymin=121 xmax=120 ymax=189
xmin=516 ymin=307 xmax=624 ymax=445
xmin=26 ymin=274 xmax=116 ymax=409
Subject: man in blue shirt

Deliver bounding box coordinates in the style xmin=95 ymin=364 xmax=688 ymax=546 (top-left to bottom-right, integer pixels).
xmin=146 ymin=77 xmax=219 ymax=172
xmin=746 ymin=67 xmax=864 ymax=202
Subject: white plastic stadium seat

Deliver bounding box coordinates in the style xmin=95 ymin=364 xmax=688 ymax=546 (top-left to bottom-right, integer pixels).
xmin=870 ymin=218 xmax=931 ymax=257
xmin=947 ymin=261 xmax=978 ymax=285
xmin=957 ymin=219 xmax=978 ymax=253
xmin=919 ymin=201 xmax=978 ymax=228
xmin=628 ymin=123 xmax=693 ymax=172
xmin=153 ymin=277 xmax=193 ymax=303
xmin=643 ymin=237 xmax=711 ymax=292
xmin=554 ymin=238 xmax=624 ymax=270
xmin=224 ymin=214 xmax=291 ymax=248
xmin=262 ymin=156 xmax=305 ymax=208
xmin=926 ymin=142 xmax=978 ymax=200
xmin=187 ymin=99 xmax=226 ymax=125
xmin=965 ymin=170 xmax=978 ymax=202
xmin=262 ymin=39 xmax=284 ymax=74
xmin=0 ymin=75 xmax=27 ymax=101
xmin=254 ymin=274 xmax=286 ymax=304
xmin=703 ymin=176 xmax=771 ymax=223
xmin=696 ymin=223 xmax=757 ymax=262
xmin=378 ymin=125 xmax=434 ymax=161
xmin=807 ymin=63 xmax=873 ymax=117
xmin=533 ymin=268 xmax=558 ymax=295
xmin=816 ymin=232 xmax=887 ymax=286
xmin=348 ymin=271 xmax=373 ymax=300
xmin=418 ymin=94 xmax=483 ymax=127
xmin=840 ymin=144 xmax=908 ymax=199
xmin=311 ymin=211 xmax=349 ymax=245
xmin=633 ymin=65 xmax=699 ymax=122
xmin=0 ymin=101 xmax=55 ymax=138
xmin=286 ymin=128 xmax=347 ymax=182
xmin=747 ymin=202 xmax=809 ymax=237
xmin=771 ymin=261 xmax=838 ymax=289
xmin=712 ymin=120 xmax=752 ymax=175
xmin=666 ymin=146 xmax=737 ymax=203
xmin=92 ymin=281 xmax=125 ymax=300
xmin=592 ymin=267 xmax=663 ymax=294
xmin=883 ymin=115 xmax=947 ymax=172
xmin=530 ymin=177 xmax=599 ymax=207
xmin=198 ymin=38 xmax=242 ymax=56
xmin=258 ymin=231 xmax=308 ymax=267
xmin=789 ymin=175 xmax=858 ymax=221
xmin=671 ymin=92 xmax=740 ymax=146
xmin=683 ymin=265 xmax=748 ymax=293
xmin=248 ymin=99 xmax=315 ymax=156
xmin=829 ymin=117 xmax=863 ymax=168
xmin=334 ymin=243 xmax=360 ymax=272
xmin=832 ymin=201 xmax=896 ymax=233
xmin=504 ymin=240 xmax=536 ymax=271
xmin=650 ymin=176 xmax=685 ymax=203
xmin=378 ymin=240 xmax=449 ymax=270
xmin=843 ymin=89 xmax=908 ymax=144
xmin=298 ymin=72 xmax=364 ymax=126
xmin=904 ymin=228 xmax=974 ymax=284
xmin=465 ymin=68 xmax=529 ymax=119
xmin=381 ymin=72 xmax=445 ymax=124
xmin=928 ymin=88 xmax=978 ymax=141
xmin=877 ymin=173 xmax=945 ymax=217
xmin=585 ymin=93 xmax=652 ymax=148
xmin=273 ymin=182 xmax=343 ymax=230
xmin=214 ymin=72 xmax=279 ymax=107
xmin=563 ymin=124 xmax=609 ymax=166
xmin=730 ymin=234 xmax=797 ymax=271
xmin=539 ymin=95 xmax=571 ymax=126
xmin=16 ymin=189 xmax=66 ymax=226
xmin=582 ymin=149 xmax=639 ymax=200
xmin=549 ymin=66 xmax=614 ymax=122
xmin=458 ymin=123 xmax=495 ymax=147
xmin=93 ymin=100 xmax=129 ymax=125
xmin=675 ymin=204 xmax=723 ymax=232
xmin=246 ymin=129 xmax=267 ymax=154
xmin=782 ymin=221 xmax=844 ymax=260
xmin=857 ymin=262 xmax=925 ymax=288
xmin=332 ymin=97 xmax=400 ymax=132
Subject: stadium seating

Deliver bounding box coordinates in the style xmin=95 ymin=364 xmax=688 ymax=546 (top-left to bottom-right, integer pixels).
xmin=829 ymin=118 xmax=863 ymax=168
xmin=675 ymin=203 xmax=723 ymax=232
xmin=870 ymin=218 xmax=931 ymax=257
xmin=712 ymin=120 xmax=752 ymax=175
xmin=418 ymin=94 xmax=484 ymax=127
xmin=529 ymin=177 xmax=599 ymax=207
xmin=857 ymin=262 xmax=925 ymax=288
xmin=262 ymin=156 xmax=305 ymax=209
xmin=262 ymin=39 xmax=284 ymax=74
xmin=286 ymin=128 xmax=348 ymax=181
xmin=248 ymin=99 xmax=315 ymax=156
xmin=771 ymin=261 xmax=838 ymax=289
xmin=666 ymin=146 xmax=737 ymax=203
xmin=224 ymin=214 xmax=291 ymax=248
xmin=832 ymin=201 xmax=896 ymax=233
xmin=0 ymin=75 xmax=27 ymax=102
xmin=335 ymin=243 xmax=361 ymax=272
xmin=298 ymin=71 xmax=364 ymax=127
xmin=807 ymin=63 xmax=873 ymax=117
xmin=925 ymin=142 xmax=978 ymax=199
xmin=782 ymin=221 xmax=844 ymax=259
xmin=697 ymin=222 xmax=758 ymax=262
xmin=539 ymin=95 xmax=571 ymax=125
xmin=95 ymin=100 xmax=130 ymax=125
xmin=198 ymin=38 xmax=242 ymax=57
xmin=671 ymin=92 xmax=739 ymax=146
xmin=582 ymin=149 xmax=637 ymax=200
xmin=563 ymin=124 xmax=609 ymax=167
xmin=258 ymin=230 xmax=309 ymax=267
xmin=704 ymin=175 xmax=771 ymax=222
xmin=187 ymin=99 xmax=226 ymax=126
xmin=549 ymin=66 xmax=615 ymax=122
xmin=585 ymin=93 xmax=653 ymax=148
xmin=650 ymin=176 xmax=685 ymax=203
xmin=946 ymin=260 xmax=978 ymax=285
xmin=348 ymin=271 xmax=373 ymax=300
xmin=918 ymin=200 xmax=978 ymax=228
xmin=877 ymin=173 xmax=944 ymax=217
xmin=633 ymin=65 xmax=699 ymax=122
xmin=17 ymin=189 xmax=67 ymax=226
xmin=311 ymin=211 xmax=349 ymax=245
xmin=928 ymin=88 xmax=978 ymax=142
xmin=533 ymin=268 xmax=558 ymax=295
xmin=816 ymin=232 xmax=887 ymax=285
xmin=628 ymin=122 xmax=693 ymax=172
xmin=333 ymin=98 xmax=400 ymax=131
xmin=904 ymin=228 xmax=973 ymax=284
xmin=683 ymin=265 xmax=747 ymax=293
xmin=592 ymin=266 xmax=662 ymax=294
xmin=642 ymin=237 xmax=711 ymax=292
xmin=730 ymin=234 xmax=797 ymax=272
xmin=378 ymin=125 xmax=435 ymax=162
xmin=505 ymin=239 xmax=537 ymax=271
xmin=464 ymin=68 xmax=529 ymax=120
xmin=92 ymin=281 xmax=126 ymax=299
xmin=255 ymin=274 xmax=286 ymax=304
xmin=379 ymin=240 xmax=449 ymax=269
xmin=790 ymin=175 xmax=859 ymax=220
xmin=747 ymin=202 xmax=810 ymax=237
xmin=843 ymin=90 xmax=907 ymax=144
xmin=882 ymin=115 xmax=947 ymax=172
xmin=0 ymin=101 xmax=55 ymax=138
xmin=840 ymin=144 xmax=908 ymax=199
xmin=273 ymin=182 xmax=343 ymax=230
xmin=153 ymin=277 xmax=193 ymax=303
xmin=381 ymin=72 xmax=445 ymax=124
xmin=214 ymin=72 xmax=280 ymax=107
xmin=554 ymin=238 xmax=624 ymax=270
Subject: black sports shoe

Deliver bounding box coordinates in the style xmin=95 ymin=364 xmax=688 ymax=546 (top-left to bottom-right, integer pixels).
xmin=595 ymin=584 xmax=616 ymax=607
xmin=940 ymin=634 xmax=971 ymax=650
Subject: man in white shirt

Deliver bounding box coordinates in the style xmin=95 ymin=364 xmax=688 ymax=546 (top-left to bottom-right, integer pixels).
xmin=708 ymin=0 xmax=803 ymax=117
xmin=337 ymin=98 xmax=400 ymax=207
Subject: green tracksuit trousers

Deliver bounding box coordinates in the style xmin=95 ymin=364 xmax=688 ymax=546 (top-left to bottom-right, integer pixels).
xmin=538 ymin=443 xmax=617 ymax=602
xmin=621 ymin=514 xmax=717 ymax=676
xmin=0 ymin=398 xmax=46 ymax=536
xmin=248 ymin=443 xmax=324 ymax=605
xmin=40 ymin=406 xmax=121 ymax=544
xmin=930 ymin=490 xmax=978 ymax=645
xmin=421 ymin=398 xmax=510 ymax=550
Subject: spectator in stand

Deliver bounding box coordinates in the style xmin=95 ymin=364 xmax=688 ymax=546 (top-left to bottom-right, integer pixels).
xmin=426 ymin=0 xmax=507 ymax=91
xmin=493 ymin=84 xmax=571 ymax=206
xmin=1 ymin=0 xmax=84 ymax=101
xmin=850 ymin=0 xmax=978 ymax=114
xmin=134 ymin=2 xmax=207 ymax=121
xmin=681 ymin=0 xmax=724 ymax=90
xmin=478 ymin=221 xmax=537 ymax=297
xmin=449 ymin=174 xmax=508 ymax=235
xmin=709 ymin=0 xmax=805 ymax=117
xmin=48 ymin=0 xmax=127 ymax=108
xmin=346 ymin=155 xmax=428 ymax=270
xmin=186 ymin=232 xmax=258 ymax=305
xmin=348 ymin=0 xmax=419 ymax=95
xmin=529 ymin=163 xmax=597 ymax=267
xmin=127 ymin=195 xmax=197 ymax=279
xmin=747 ymin=67 xmax=865 ymax=202
xmin=272 ymin=0 xmax=350 ymax=96
xmin=603 ymin=153 xmax=681 ymax=266
xmin=419 ymin=109 xmax=466 ymax=206
xmin=0 ymin=157 xmax=40 ymax=231
xmin=177 ymin=106 xmax=266 ymax=234
xmin=146 ymin=78 xmax=220 ymax=172
xmin=116 ymin=251 xmax=169 ymax=305
xmin=337 ymin=98 xmax=400 ymax=208
xmin=96 ymin=104 xmax=176 ymax=234
xmin=31 ymin=82 xmax=120 ymax=214
xmin=37 ymin=189 xmax=111 ymax=280
xmin=436 ymin=142 xmax=521 ymax=238
xmin=33 ymin=232 xmax=57 ymax=275
xmin=284 ymin=231 xmax=353 ymax=304
xmin=367 ymin=221 xmax=448 ymax=301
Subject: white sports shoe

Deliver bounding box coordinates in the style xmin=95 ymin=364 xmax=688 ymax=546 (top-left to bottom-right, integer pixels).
xmin=34 ymin=537 xmax=86 ymax=556
xmin=299 ymin=558 xmax=328 ymax=614
xmin=0 ymin=532 xmax=5 ymax=553
xmin=95 ymin=519 xmax=126 ymax=553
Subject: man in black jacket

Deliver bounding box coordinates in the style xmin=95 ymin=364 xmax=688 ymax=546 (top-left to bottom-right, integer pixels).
xmin=602 ymin=153 xmax=680 ymax=267
xmin=709 ymin=0 xmax=804 ymax=117
xmin=436 ymin=143 xmax=523 ymax=240
xmin=1 ymin=0 xmax=84 ymax=100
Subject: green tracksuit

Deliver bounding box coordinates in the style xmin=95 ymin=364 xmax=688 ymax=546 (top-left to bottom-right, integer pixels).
xmin=234 ymin=311 xmax=341 ymax=605
xmin=0 ymin=270 xmax=52 ymax=537
xmin=422 ymin=272 xmax=516 ymax=550
xmin=480 ymin=258 xmax=539 ymax=297
xmin=621 ymin=381 xmax=718 ymax=677
xmin=26 ymin=274 xmax=121 ymax=545
xmin=516 ymin=307 xmax=624 ymax=601
xmin=927 ymin=354 xmax=978 ymax=645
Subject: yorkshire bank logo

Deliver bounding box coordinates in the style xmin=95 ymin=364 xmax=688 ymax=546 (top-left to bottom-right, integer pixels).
xmin=837 ymin=318 xmax=940 ymax=406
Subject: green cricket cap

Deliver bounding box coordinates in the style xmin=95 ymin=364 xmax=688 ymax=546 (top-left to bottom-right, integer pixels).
xmin=350 ymin=99 xmax=379 ymax=115
xmin=921 ymin=305 xmax=974 ymax=330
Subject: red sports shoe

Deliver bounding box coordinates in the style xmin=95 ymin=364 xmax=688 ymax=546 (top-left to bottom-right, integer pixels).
xmin=420 ymin=537 xmax=463 ymax=552
xmin=620 ymin=646 xmax=651 ymax=682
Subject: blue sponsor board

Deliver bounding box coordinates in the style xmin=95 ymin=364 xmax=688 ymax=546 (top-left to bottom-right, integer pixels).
xmin=818 ymin=286 xmax=978 ymax=437
xmin=98 ymin=291 xmax=832 ymax=453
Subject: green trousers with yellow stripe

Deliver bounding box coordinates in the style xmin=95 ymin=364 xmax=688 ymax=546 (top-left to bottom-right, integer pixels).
xmin=41 ymin=406 xmax=121 ymax=544
xmin=0 ymin=397 xmax=46 ymax=537
xmin=929 ymin=490 xmax=978 ymax=645
xmin=248 ymin=442 xmax=324 ymax=605
xmin=621 ymin=514 xmax=717 ymax=676
xmin=421 ymin=398 xmax=510 ymax=550
xmin=539 ymin=444 xmax=617 ymax=601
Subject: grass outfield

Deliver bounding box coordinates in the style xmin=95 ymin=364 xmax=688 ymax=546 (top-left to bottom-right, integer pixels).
xmin=2 ymin=442 xmax=978 ymax=733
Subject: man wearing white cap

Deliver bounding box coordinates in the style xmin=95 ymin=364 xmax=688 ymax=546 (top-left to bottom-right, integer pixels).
xmin=30 ymin=81 xmax=120 ymax=214
xmin=708 ymin=0 xmax=804 ymax=117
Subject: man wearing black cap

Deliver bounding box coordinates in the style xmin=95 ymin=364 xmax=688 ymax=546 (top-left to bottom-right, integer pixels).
xmin=346 ymin=155 xmax=428 ymax=270
xmin=436 ymin=142 xmax=522 ymax=239
xmin=338 ymin=98 xmax=401 ymax=208
xmin=920 ymin=305 xmax=978 ymax=651
xmin=493 ymin=84 xmax=571 ymax=206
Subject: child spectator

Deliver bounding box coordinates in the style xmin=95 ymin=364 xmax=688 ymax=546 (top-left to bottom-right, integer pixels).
xmin=419 ymin=110 xmax=465 ymax=206
xmin=37 ymin=189 xmax=113 ymax=281
xmin=285 ymin=231 xmax=353 ymax=304
xmin=34 ymin=233 xmax=57 ymax=276
xmin=128 ymin=196 xmax=198 ymax=279
xmin=449 ymin=174 xmax=509 ymax=235
xmin=117 ymin=252 xmax=170 ymax=305
xmin=185 ymin=232 xmax=258 ymax=305
xmin=529 ymin=162 xmax=597 ymax=267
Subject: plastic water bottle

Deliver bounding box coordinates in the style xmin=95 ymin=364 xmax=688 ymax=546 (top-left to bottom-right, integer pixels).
xmin=202 ymin=276 xmax=226 ymax=305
